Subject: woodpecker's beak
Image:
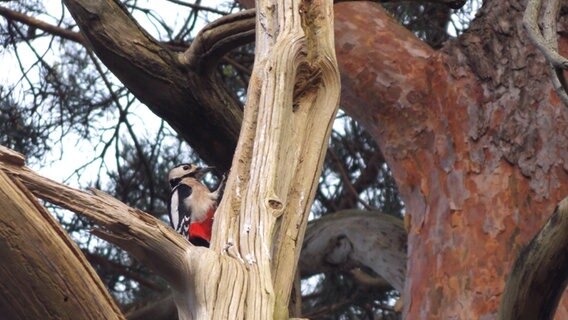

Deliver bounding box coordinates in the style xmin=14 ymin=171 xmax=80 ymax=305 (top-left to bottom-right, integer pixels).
xmin=194 ymin=166 xmax=214 ymax=179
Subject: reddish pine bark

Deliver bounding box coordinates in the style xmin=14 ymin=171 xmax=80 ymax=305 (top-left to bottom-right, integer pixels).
xmin=6 ymin=0 xmax=565 ymax=318
xmin=335 ymin=1 xmax=568 ymax=319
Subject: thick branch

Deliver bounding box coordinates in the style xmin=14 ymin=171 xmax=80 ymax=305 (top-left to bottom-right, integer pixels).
xmin=300 ymin=210 xmax=407 ymax=292
xmin=498 ymin=197 xmax=568 ymax=320
xmin=182 ymin=9 xmax=255 ymax=72
xmin=0 ymin=145 xmax=250 ymax=319
xmin=333 ymin=2 xmax=436 ymax=139
xmin=210 ymin=0 xmax=341 ymax=317
xmin=62 ymin=0 xmax=244 ymax=171
xmin=0 ymin=145 xmax=190 ymax=289
xmin=0 ymin=151 xmax=123 ymax=319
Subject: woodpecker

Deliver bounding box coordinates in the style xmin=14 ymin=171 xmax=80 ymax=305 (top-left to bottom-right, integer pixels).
xmin=167 ymin=164 xmax=225 ymax=247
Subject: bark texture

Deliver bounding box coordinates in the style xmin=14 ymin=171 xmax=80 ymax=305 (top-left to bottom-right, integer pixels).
xmin=9 ymin=0 xmax=340 ymax=318
xmin=0 ymin=149 xmax=123 ymax=320
xmin=333 ymin=1 xmax=568 ymax=318
xmin=5 ymin=0 xmax=568 ymax=319
xmin=499 ymin=197 xmax=568 ymax=320
xmin=209 ymin=0 xmax=341 ymax=317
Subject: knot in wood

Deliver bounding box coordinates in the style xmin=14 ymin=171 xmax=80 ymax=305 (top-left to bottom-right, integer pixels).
xmin=293 ymin=62 xmax=322 ymax=106
xmin=268 ymin=198 xmax=283 ymax=211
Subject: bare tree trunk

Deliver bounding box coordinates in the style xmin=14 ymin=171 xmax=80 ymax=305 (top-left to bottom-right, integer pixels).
xmin=333 ymin=1 xmax=568 ymax=318
xmin=210 ymin=0 xmax=340 ymax=316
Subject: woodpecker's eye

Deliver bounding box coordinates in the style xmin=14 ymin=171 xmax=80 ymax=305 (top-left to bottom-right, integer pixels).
xmin=183 ymin=165 xmax=190 ymax=170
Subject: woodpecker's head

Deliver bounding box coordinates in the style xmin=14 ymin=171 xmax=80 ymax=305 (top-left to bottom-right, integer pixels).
xmin=168 ymin=163 xmax=214 ymax=188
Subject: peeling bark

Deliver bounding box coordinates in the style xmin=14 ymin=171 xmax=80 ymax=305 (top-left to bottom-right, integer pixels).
xmin=334 ymin=1 xmax=568 ymax=318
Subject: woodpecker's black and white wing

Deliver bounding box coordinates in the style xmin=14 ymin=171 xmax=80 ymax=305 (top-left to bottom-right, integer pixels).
xmin=168 ymin=183 xmax=193 ymax=238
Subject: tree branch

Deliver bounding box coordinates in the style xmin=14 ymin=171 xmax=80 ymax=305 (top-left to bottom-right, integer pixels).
xmin=333 ymin=2 xmax=436 ymax=135
xmin=523 ymin=0 xmax=568 ymax=107
xmin=0 ymin=6 xmax=86 ymax=44
xmin=0 ymin=149 xmax=123 ymax=319
xmin=62 ymin=0 xmax=245 ymax=171
xmin=498 ymin=196 xmax=568 ymax=320
xmin=0 ymin=145 xmax=190 ymax=288
xmin=182 ymin=9 xmax=255 ymax=73
xmin=0 ymin=145 xmax=250 ymax=319
xmin=300 ymin=210 xmax=407 ymax=292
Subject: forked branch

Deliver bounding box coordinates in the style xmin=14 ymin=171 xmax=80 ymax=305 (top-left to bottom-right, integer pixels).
xmin=181 ymin=9 xmax=255 ymax=72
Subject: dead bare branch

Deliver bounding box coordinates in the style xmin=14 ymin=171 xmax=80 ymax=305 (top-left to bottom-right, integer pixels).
xmin=0 ymin=145 xmax=251 ymax=319
xmin=0 ymin=145 xmax=191 ymax=289
xmin=0 ymin=151 xmax=124 ymax=319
